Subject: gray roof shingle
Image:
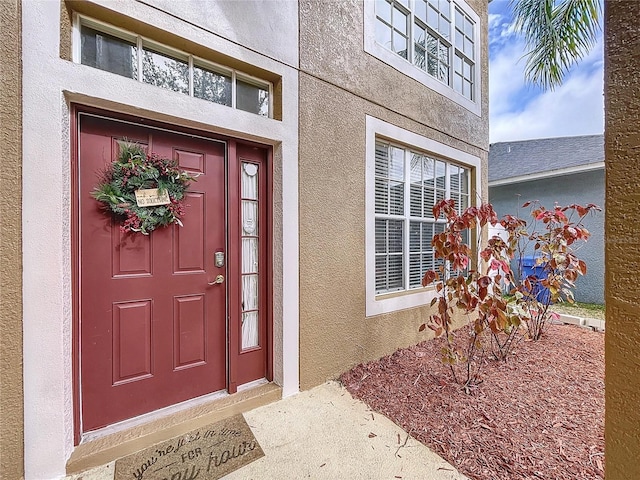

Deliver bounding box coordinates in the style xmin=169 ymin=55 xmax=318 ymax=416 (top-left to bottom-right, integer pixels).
xmin=489 ymin=134 xmax=604 ymax=183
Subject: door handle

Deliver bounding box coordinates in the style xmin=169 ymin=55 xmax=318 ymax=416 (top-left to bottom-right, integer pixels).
xmin=208 ymin=275 xmax=225 ymax=285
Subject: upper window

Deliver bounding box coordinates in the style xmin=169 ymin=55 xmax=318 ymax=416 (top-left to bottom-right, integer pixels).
xmin=374 ymin=0 xmax=475 ymax=100
xmin=75 ymin=17 xmax=271 ymax=118
xmin=364 ymin=0 xmax=480 ymax=114
xmin=366 ymin=116 xmax=479 ymax=316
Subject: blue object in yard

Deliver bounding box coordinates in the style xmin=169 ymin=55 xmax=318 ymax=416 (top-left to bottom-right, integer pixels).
xmin=519 ymin=256 xmax=552 ymax=305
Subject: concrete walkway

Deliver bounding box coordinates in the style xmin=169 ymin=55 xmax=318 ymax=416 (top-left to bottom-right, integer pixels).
xmin=68 ymin=382 xmax=467 ymax=480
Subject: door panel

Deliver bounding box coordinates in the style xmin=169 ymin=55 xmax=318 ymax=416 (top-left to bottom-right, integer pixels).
xmin=79 ymin=115 xmax=227 ymax=432
xmin=112 ymin=300 xmax=152 ymax=384
xmin=229 ymin=143 xmax=270 ymax=388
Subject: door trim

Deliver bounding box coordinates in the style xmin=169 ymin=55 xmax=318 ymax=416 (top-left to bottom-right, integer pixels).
xmin=71 ymin=105 xmax=273 ymax=443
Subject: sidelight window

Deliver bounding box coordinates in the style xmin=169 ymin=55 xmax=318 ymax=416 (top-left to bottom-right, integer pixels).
xmin=241 ymin=162 xmax=260 ymax=350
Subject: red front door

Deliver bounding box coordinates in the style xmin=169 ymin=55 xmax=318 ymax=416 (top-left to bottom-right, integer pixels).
xmin=79 ymin=115 xmax=228 ymax=432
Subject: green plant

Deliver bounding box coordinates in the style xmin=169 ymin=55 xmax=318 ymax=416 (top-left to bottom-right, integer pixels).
xmin=510 ymin=0 xmax=602 ymax=90
xmin=420 ymin=199 xmax=599 ymax=390
xmin=92 ymin=142 xmax=197 ymax=235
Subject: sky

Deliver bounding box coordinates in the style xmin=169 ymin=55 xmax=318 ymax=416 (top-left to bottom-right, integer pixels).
xmin=488 ymin=0 xmax=605 ymax=144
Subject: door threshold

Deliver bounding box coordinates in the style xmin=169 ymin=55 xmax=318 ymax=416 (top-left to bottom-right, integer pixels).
xmin=67 ymin=382 xmax=281 ymax=476
xmin=237 ymin=377 xmax=269 ymax=392
xmin=81 ymin=389 xmax=229 ymax=444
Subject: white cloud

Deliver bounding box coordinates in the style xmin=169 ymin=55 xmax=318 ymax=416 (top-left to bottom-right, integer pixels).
xmin=490 ymin=69 xmax=604 ymax=143
xmin=488 ymin=13 xmax=503 ymax=30
xmin=488 ymin=39 xmax=529 ymax=117
xmin=489 ymin=34 xmax=604 ymax=143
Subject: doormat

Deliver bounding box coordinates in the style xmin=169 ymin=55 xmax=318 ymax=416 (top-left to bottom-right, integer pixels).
xmin=114 ymin=414 xmax=264 ymax=480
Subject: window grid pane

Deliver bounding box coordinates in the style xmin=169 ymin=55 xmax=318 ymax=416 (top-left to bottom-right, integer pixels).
xmin=79 ymin=21 xmax=271 ymax=118
xmin=375 ymin=142 xmax=405 ymax=216
xmin=376 ymin=17 xmax=393 ymax=49
xmin=237 ymin=79 xmax=269 ymax=117
xmin=142 ymin=48 xmax=189 ymax=94
xmin=375 ymin=219 xmax=405 ymax=293
xmin=241 ymin=162 xmax=260 ymax=350
xmin=453 ymin=6 xmax=475 ymax=100
xmin=409 ymin=221 xmax=437 ymax=288
xmin=374 ymin=139 xmax=472 ymax=296
xmin=376 ymin=0 xmax=392 ymax=24
xmin=414 ymin=24 xmax=427 ymax=70
xmin=374 ymin=0 xmax=476 ymax=100
xmin=193 ymin=64 xmax=232 ymax=106
xmin=80 ymin=25 xmax=137 ymax=79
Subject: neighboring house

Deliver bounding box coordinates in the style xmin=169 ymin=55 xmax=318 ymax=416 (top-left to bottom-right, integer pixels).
xmin=489 ymin=135 xmax=605 ymax=304
xmin=0 ymin=1 xmax=488 ymax=478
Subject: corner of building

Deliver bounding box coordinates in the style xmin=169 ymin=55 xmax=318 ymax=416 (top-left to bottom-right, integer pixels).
xmin=0 ymin=1 xmax=25 ymax=479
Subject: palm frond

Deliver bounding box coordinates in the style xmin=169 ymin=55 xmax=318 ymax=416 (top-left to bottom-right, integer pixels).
xmin=510 ymin=0 xmax=602 ymax=90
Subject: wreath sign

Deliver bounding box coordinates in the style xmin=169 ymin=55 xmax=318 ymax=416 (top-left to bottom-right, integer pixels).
xmin=92 ymin=142 xmax=198 ymax=235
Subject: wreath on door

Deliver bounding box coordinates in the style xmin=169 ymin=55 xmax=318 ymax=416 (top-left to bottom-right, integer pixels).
xmin=92 ymin=142 xmax=197 ymax=235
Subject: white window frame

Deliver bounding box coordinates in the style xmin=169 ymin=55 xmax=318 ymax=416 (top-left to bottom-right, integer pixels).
xmin=363 ymin=0 xmax=481 ymax=116
xmin=72 ymin=14 xmax=273 ymax=118
xmin=365 ymin=115 xmax=481 ymax=317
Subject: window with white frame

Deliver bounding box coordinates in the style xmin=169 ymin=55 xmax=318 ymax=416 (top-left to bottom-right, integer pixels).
xmin=366 ymin=116 xmax=479 ymax=316
xmin=76 ymin=17 xmax=272 ymax=117
xmin=374 ymin=140 xmax=470 ymax=294
xmin=374 ymin=0 xmax=475 ymax=100
xmin=367 ymin=0 xmax=479 ymax=108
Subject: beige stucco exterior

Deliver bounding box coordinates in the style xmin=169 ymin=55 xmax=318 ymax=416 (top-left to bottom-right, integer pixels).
xmin=299 ymin=0 xmax=489 ymax=148
xmin=297 ymin=0 xmax=489 ymax=389
xmin=12 ymin=0 xmax=640 ymax=478
xmin=604 ymin=2 xmax=640 ymax=478
xmin=18 ymin=1 xmax=299 ymax=478
xmin=0 ymin=1 xmax=24 ymax=479
xmin=4 ymin=0 xmax=490 ymax=473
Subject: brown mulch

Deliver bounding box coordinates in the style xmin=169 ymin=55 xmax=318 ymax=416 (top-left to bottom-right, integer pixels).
xmin=340 ymin=324 xmax=604 ymax=480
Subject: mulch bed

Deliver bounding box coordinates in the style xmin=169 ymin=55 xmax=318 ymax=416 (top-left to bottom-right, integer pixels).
xmin=340 ymin=324 xmax=604 ymax=480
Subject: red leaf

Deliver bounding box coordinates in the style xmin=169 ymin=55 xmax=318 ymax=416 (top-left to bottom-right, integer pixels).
xmin=422 ymin=270 xmax=438 ymax=287
xmin=578 ymin=259 xmax=587 ymax=275
xmin=554 ymin=208 xmax=568 ymax=222
xmin=479 ymin=286 xmax=487 ymax=300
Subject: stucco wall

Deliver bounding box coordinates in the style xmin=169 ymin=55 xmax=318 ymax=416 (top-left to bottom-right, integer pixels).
xmin=143 ymin=0 xmax=299 ymax=68
xmin=489 ymin=170 xmax=605 ymax=304
xmin=146 ymin=0 xmax=298 ymax=67
xmin=299 ymin=0 xmax=489 ymax=151
xmin=297 ymin=0 xmax=489 ymax=387
xmin=0 ymin=1 xmax=24 ymax=479
xmin=297 ymin=1 xmax=488 ymax=389
xmin=605 ymin=1 xmax=640 ymax=478
xmin=21 ymin=1 xmax=299 ymax=478
xmin=298 ymin=77 xmax=487 ymax=389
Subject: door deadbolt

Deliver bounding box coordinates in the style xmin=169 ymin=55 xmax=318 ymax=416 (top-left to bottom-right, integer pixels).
xmin=215 ymin=251 xmax=225 ymax=268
